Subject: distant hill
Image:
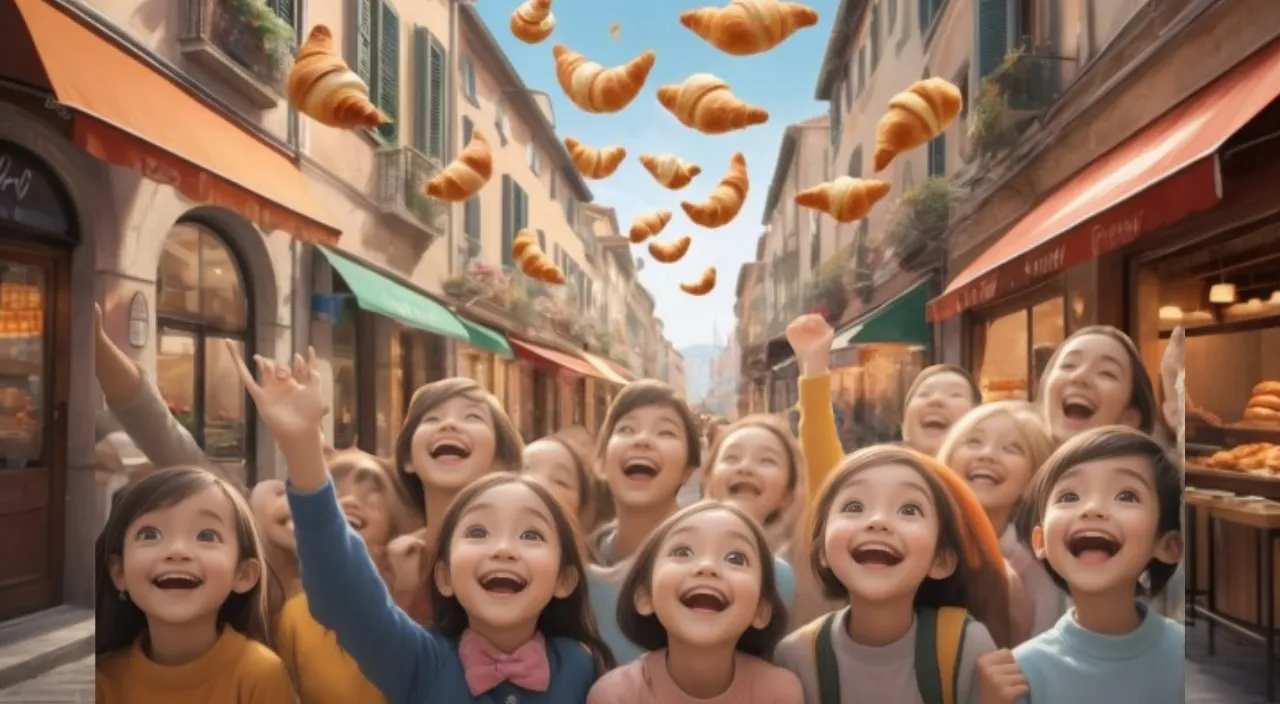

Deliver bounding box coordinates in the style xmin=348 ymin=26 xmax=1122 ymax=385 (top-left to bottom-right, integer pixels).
xmin=679 ymin=344 xmax=723 ymax=402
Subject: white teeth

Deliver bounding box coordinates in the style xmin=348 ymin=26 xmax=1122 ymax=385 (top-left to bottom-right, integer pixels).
xmin=154 ymin=572 xmax=200 ymax=583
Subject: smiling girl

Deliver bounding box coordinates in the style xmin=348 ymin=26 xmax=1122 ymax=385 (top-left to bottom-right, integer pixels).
xmin=523 ymin=430 xmax=609 ymax=533
xmin=1036 ymin=326 xmax=1160 ymax=447
xmin=588 ymin=501 xmax=802 ymax=703
xmin=95 ymin=467 xmax=293 ymax=703
xmin=699 ymin=415 xmax=804 ymax=556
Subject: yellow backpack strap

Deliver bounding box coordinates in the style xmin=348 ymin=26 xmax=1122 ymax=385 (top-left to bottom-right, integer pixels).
xmin=934 ymin=607 xmax=970 ymax=704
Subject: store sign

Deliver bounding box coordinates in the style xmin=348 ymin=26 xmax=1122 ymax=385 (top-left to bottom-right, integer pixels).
xmin=0 ymin=147 xmax=71 ymax=237
xmin=1090 ymin=212 xmax=1145 ymax=256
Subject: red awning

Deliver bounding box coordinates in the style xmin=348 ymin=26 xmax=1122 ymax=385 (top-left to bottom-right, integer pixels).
xmin=511 ymin=339 xmax=608 ymax=381
xmin=10 ymin=0 xmax=340 ymax=245
xmin=580 ymin=350 xmax=631 ymax=385
xmin=928 ymin=39 xmax=1280 ymax=322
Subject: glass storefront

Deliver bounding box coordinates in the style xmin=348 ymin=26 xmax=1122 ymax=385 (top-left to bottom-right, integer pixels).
xmin=970 ymin=296 xmax=1066 ymax=402
xmin=828 ymin=344 xmax=927 ymax=449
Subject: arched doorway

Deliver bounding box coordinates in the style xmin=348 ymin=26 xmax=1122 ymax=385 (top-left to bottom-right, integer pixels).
xmin=0 ymin=141 xmax=76 ymax=621
xmin=154 ymin=221 xmax=254 ymax=484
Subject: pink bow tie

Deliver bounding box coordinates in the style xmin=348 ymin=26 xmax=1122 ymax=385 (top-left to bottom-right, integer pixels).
xmin=458 ymin=630 xmax=551 ymax=695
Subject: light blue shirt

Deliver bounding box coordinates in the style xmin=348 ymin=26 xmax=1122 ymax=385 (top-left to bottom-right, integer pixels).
xmin=1013 ymin=603 xmax=1184 ymax=704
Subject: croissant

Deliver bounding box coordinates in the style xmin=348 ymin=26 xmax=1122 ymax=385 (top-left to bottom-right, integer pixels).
xmin=628 ymin=210 xmax=672 ymax=244
xmin=564 ymin=137 xmax=626 ymax=179
xmin=656 ymin=74 xmax=768 ymax=135
xmin=680 ymin=0 xmax=819 ymax=56
xmin=681 ymin=267 xmax=717 ymax=296
xmin=648 ymin=236 xmax=692 ymax=264
xmin=873 ymin=77 xmax=963 ymax=172
xmin=795 ymin=177 xmax=891 ymax=222
xmin=510 ymin=0 xmax=555 ymax=44
xmin=681 ymin=153 xmax=748 ymax=228
xmin=512 ymin=230 xmax=565 ymax=285
xmin=639 ymin=155 xmax=702 ymax=190
xmin=553 ymin=45 xmax=656 ymax=114
xmin=287 ymin=26 xmax=386 ymax=129
xmin=424 ymin=131 xmax=492 ymax=201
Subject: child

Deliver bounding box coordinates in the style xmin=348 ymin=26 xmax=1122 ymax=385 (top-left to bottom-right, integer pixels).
xmin=700 ymin=415 xmax=804 ymax=556
xmin=902 ymin=365 xmax=984 ymax=458
xmin=523 ymin=430 xmax=608 ymax=533
xmin=248 ymin=479 xmax=296 ymax=623
xmin=937 ymin=402 xmax=1058 ymax=641
xmin=979 ymin=426 xmax=1184 ymax=703
xmin=234 ymin=351 xmax=612 ymax=702
xmin=588 ymin=501 xmax=803 ymax=702
xmin=95 ymin=466 xmax=293 ymax=702
xmin=774 ymin=445 xmax=1012 ymax=704
xmin=587 ymin=380 xmax=795 ymax=664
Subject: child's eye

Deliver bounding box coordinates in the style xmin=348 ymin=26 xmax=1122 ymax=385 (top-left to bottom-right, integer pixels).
xmin=554 ymin=479 xmax=573 ymax=490
xmin=1054 ymin=491 xmax=1079 ymax=504
xmin=899 ymin=503 xmax=923 ymax=517
xmin=519 ymin=529 xmax=545 ymax=541
xmin=963 ymin=436 xmax=982 ymax=447
xmin=659 ymin=429 xmax=678 ymax=438
xmin=135 ymin=527 xmax=160 ymax=541
xmin=466 ymin=413 xmax=485 ymax=421
xmin=720 ymin=454 xmax=739 ymax=463
xmin=840 ymin=500 xmax=862 ymax=513
xmin=615 ymin=425 xmax=634 ymax=435
xmin=760 ymin=456 xmax=777 ymax=466
xmin=1004 ymin=444 xmax=1025 ymax=456
xmin=725 ymin=551 xmax=749 ymax=567
xmin=465 ymin=525 xmax=487 ymax=539
xmin=1116 ymin=490 xmax=1139 ymax=503
xmin=1101 ymin=371 xmax=1118 ymax=380
xmin=423 ymin=415 xmax=439 ymax=424
xmin=667 ymin=545 xmax=693 ymax=558
xmin=196 ymin=529 xmax=221 ymax=542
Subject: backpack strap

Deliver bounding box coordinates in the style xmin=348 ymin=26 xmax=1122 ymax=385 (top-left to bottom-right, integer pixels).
xmin=914 ymin=606 xmax=971 ymax=704
xmin=811 ymin=612 xmax=842 ymax=704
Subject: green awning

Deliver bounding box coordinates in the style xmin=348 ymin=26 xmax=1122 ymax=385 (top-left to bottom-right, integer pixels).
xmin=457 ymin=317 xmax=512 ymax=357
xmin=320 ymin=247 xmax=472 ymax=342
xmin=831 ymin=279 xmax=932 ymax=349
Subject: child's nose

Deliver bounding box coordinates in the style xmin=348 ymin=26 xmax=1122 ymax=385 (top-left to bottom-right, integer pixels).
xmin=693 ymin=559 xmax=720 ymax=576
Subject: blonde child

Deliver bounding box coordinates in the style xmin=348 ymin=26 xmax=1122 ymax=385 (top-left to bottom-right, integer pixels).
xmin=976 ymin=427 xmax=1184 ymax=704
xmin=587 ymin=380 xmax=795 ymax=664
xmin=936 ymin=402 xmax=1058 ymax=642
xmin=234 ymin=351 xmax=614 ymax=702
xmin=774 ymin=445 xmax=1012 ymax=704
xmin=588 ymin=501 xmax=802 ymax=702
xmin=95 ymin=467 xmax=293 ymax=702
xmin=700 ymin=414 xmax=805 ymax=557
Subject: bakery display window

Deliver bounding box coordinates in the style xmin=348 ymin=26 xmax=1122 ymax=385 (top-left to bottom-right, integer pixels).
xmin=969 ymin=295 xmax=1066 ymax=402
xmin=827 ymin=344 xmax=926 ymax=449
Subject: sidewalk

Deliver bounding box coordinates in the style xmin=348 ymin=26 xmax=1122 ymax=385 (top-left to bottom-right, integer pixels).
xmin=0 ymin=657 xmax=92 ymax=703
xmin=1187 ymin=618 xmax=1272 ymax=703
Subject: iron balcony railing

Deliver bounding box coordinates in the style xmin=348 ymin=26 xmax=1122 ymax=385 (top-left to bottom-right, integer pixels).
xmin=375 ymin=146 xmax=448 ymax=238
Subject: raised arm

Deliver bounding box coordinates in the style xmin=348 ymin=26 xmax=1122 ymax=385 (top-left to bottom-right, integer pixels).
xmin=786 ymin=315 xmax=845 ymax=494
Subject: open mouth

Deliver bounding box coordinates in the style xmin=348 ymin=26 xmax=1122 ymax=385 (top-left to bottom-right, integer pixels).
xmin=728 ymin=480 xmax=761 ymax=497
xmin=1062 ymin=396 xmax=1097 ymax=422
xmin=429 ymin=440 xmax=472 ymax=461
xmin=1066 ymin=531 xmax=1121 ymax=561
xmin=920 ymin=415 xmax=950 ymax=432
xmin=851 ymin=543 xmax=904 ymax=567
xmin=344 ymin=514 xmax=366 ymax=531
xmin=479 ymin=572 xmax=528 ymax=595
xmin=622 ymin=459 xmax=659 ymax=479
xmin=679 ymin=587 xmax=729 ymax=613
xmin=152 ymin=572 xmax=203 ymax=590
xmin=965 ymin=467 xmax=1002 ymax=486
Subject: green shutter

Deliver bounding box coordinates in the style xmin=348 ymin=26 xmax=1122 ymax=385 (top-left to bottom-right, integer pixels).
xmin=376 ymin=1 xmax=401 ymax=141
xmin=428 ymin=39 xmax=446 ymax=160
xmin=352 ymin=0 xmax=374 ymax=84
xmin=502 ymin=175 xmax=514 ymax=266
xmin=517 ymin=185 xmax=529 ymax=229
xmin=536 ymin=229 xmax=547 ymax=252
xmin=412 ymin=27 xmax=429 ymax=153
xmin=462 ymin=117 xmax=474 ymax=145
xmin=977 ymin=0 xmax=1010 ymax=79
xmin=928 ymin=133 xmax=947 ymax=176
xmin=271 ymin=0 xmax=297 ymax=31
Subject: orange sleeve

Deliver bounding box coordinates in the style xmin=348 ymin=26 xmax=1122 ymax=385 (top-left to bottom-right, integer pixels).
xmin=798 ymin=373 xmax=844 ymax=498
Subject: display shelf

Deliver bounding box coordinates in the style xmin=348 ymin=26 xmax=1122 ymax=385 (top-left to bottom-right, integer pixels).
xmin=1187 ymin=466 xmax=1280 ymax=499
xmin=1222 ymin=422 xmax=1280 ymax=445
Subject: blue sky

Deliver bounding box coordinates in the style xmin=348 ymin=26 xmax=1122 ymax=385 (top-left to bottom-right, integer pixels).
xmin=477 ymin=0 xmax=839 ymax=349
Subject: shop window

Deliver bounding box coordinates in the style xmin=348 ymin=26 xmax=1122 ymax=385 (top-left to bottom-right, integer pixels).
xmin=0 ymin=261 xmax=48 ymax=469
xmin=155 ymin=222 xmax=252 ymax=481
xmin=331 ymin=282 xmax=359 ymax=450
xmin=971 ymin=295 xmax=1065 ymax=402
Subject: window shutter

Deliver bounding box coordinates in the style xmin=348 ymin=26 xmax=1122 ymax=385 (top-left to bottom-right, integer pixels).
xmin=502 ymin=175 xmax=514 ymax=266
xmin=928 ymin=133 xmax=947 ymax=176
xmin=465 ymin=198 xmax=481 ymax=257
xmin=537 ymin=229 xmax=547 ymax=252
xmin=977 ymin=0 xmax=1010 ymax=79
xmin=351 ymin=0 xmax=374 ymax=83
xmin=412 ymin=27 xmax=429 ymax=153
xmin=376 ymin=1 xmax=400 ymax=141
xmin=517 ymin=185 xmax=529 ymax=229
xmin=428 ymin=38 xmax=446 ymax=159
xmin=871 ymin=5 xmax=882 ymax=68
xmin=272 ymin=0 xmax=297 ymax=30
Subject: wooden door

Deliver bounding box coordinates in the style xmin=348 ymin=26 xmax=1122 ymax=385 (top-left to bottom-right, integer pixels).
xmin=0 ymin=241 xmax=68 ymax=621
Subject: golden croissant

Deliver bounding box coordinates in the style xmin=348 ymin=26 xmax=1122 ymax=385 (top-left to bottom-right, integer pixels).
xmin=564 ymin=137 xmax=626 ymax=179
xmin=795 ymin=177 xmax=891 ymax=222
xmin=553 ymin=45 xmax=656 ymax=114
xmin=656 ymin=74 xmax=768 ymax=135
xmin=424 ymin=131 xmax=492 ymax=202
xmin=680 ymin=0 xmax=819 ymax=56
xmin=681 ymin=267 xmax=717 ymax=296
xmin=287 ymin=26 xmax=387 ymax=129
xmin=874 ymin=77 xmax=963 ymax=172
xmin=648 ymin=236 xmax=692 ymax=264
xmin=628 ymin=210 xmax=672 ymax=244
xmin=682 ymin=153 xmax=748 ymax=228
xmin=512 ymin=230 xmax=565 ymax=285
xmin=639 ymin=154 xmax=702 ymax=190
xmin=510 ymin=0 xmax=555 ymax=44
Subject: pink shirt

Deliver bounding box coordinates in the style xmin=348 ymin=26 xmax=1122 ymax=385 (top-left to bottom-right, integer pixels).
xmin=587 ymin=650 xmax=803 ymax=704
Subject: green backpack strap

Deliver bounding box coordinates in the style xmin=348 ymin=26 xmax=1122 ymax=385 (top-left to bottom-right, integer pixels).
xmin=811 ymin=612 xmax=842 ymax=704
xmin=915 ymin=606 xmax=970 ymax=704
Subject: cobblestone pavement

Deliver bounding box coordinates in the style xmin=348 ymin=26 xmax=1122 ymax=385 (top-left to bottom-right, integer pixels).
xmin=0 ymin=657 xmax=93 ymax=703
xmin=1187 ymin=616 xmax=1276 ymax=703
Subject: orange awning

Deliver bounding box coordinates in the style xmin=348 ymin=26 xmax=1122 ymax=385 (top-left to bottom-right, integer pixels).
xmin=511 ymin=339 xmax=608 ymax=381
xmin=928 ymin=39 xmax=1280 ymax=322
xmin=581 ymin=351 xmax=631 ymax=385
xmin=12 ymin=0 xmax=339 ymax=245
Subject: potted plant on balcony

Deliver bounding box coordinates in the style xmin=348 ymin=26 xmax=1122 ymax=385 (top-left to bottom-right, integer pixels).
xmin=444 ymin=259 xmax=510 ymax=304
xmin=968 ymin=48 xmax=1060 ymax=160
xmin=886 ymin=176 xmax=957 ymax=271
xmin=806 ymin=268 xmax=848 ymax=324
xmin=215 ymin=0 xmax=296 ymax=90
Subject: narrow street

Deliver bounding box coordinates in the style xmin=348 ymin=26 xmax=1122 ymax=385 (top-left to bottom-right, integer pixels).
xmin=0 ymin=658 xmax=92 ymax=703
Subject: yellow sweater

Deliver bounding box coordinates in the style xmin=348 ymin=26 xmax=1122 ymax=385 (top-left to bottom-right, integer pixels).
xmin=798 ymin=373 xmax=845 ymax=490
xmin=276 ymin=593 xmax=388 ymax=704
xmin=96 ymin=626 xmax=294 ymax=703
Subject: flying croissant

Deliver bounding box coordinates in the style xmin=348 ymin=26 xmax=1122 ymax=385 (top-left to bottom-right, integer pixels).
xmin=553 ymin=45 xmax=656 ymax=114
xmin=680 ymin=0 xmax=819 ymax=56
xmin=510 ymin=0 xmax=555 ymax=44
xmin=424 ymin=131 xmax=492 ymax=201
xmin=681 ymin=267 xmax=717 ymax=296
xmin=648 ymin=236 xmax=692 ymax=263
xmin=874 ymin=77 xmax=963 ymax=172
xmin=639 ymin=154 xmax=702 ymax=190
xmin=287 ymin=26 xmax=386 ymax=129
xmin=795 ymin=177 xmax=891 ymax=222
xmin=512 ymin=230 xmax=565 ymax=284
xmin=564 ymin=137 xmax=626 ymax=179
xmin=629 ymin=210 xmax=672 ymax=244
xmin=656 ymin=74 xmax=768 ymax=135
xmin=682 ymin=153 xmax=748 ymax=228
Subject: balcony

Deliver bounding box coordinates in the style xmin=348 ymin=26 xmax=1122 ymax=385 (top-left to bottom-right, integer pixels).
xmin=1001 ymin=49 xmax=1069 ymax=115
xmin=375 ymin=147 xmax=448 ymax=240
xmin=179 ymin=0 xmax=295 ymax=109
